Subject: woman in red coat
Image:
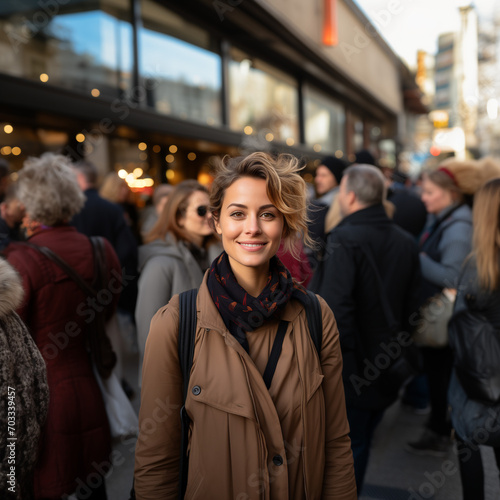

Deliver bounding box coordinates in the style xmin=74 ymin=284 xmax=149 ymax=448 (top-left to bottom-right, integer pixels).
xmin=5 ymin=153 xmax=121 ymax=500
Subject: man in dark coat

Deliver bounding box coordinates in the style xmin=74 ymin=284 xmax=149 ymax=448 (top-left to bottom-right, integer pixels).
xmin=309 ymin=164 xmax=421 ymax=493
xmin=71 ymin=160 xmax=138 ymax=317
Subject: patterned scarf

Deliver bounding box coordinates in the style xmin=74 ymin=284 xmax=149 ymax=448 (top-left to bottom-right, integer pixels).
xmin=207 ymin=252 xmax=309 ymax=352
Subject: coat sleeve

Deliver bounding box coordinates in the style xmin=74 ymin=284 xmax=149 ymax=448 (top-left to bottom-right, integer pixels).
xmin=134 ymin=295 xmax=183 ymax=500
xmin=420 ymin=219 xmax=472 ymax=289
xmin=319 ymin=296 xmax=357 ymax=499
xmin=135 ymin=256 xmax=175 ymax=361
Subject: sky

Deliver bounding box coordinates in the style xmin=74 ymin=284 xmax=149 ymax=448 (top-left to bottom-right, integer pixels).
xmin=354 ymin=0 xmax=499 ymax=68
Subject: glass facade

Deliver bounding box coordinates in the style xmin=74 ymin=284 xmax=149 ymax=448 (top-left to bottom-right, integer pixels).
xmin=0 ymin=0 xmax=133 ymax=98
xmin=139 ymin=0 xmax=222 ymax=125
xmin=304 ymin=86 xmax=345 ymax=154
xmin=229 ymin=47 xmax=299 ymax=143
xmin=0 ymin=0 xmax=389 ymax=161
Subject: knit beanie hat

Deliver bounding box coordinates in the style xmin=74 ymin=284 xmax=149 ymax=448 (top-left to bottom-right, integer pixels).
xmin=320 ymin=156 xmax=348 ymax=184
xmin=354 ymin=150 xmax=377 ymax=166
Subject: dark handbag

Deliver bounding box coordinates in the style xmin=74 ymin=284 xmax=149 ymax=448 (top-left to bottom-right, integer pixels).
xmin=357 ymin=244 xmax=420 ymax=398
xmin=449 ymin=372 xmax=500 ymax=447
xmin=448 ymin=307 xmax=500 ymax=404
xmin=23 ymin=237 xmax=117 ymax=379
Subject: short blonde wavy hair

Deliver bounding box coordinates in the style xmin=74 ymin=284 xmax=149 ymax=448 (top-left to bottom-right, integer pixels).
xmin=210 ymin=152 xmax=312 ymax=257
xmin=17 ymin=153 xmax=85 ymax=225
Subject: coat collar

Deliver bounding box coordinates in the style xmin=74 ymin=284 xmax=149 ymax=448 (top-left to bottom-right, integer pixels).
xmin=338 ymin=203 xmax=391 ymax=227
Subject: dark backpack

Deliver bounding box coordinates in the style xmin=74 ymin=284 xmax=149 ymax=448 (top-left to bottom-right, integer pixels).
xmin=131 ymin=288 xmax=323 ymax=500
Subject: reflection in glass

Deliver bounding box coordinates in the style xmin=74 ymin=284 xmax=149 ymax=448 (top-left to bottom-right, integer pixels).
xmin=139 ymin=0 xmax=221 ymax=126
xmin=0 ymin=0 xmax=133 ymax=97
xmin=304 ymin=86 xmax=345 ymax=153
xmin=229 ymin=48 xmax=299 ymax=142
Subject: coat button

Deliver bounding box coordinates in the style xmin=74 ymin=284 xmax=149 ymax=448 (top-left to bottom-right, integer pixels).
xmin=192 ymin=385 xmax=201 ymax=396
xmin=272 ymin=455 xmax=283 ymax=466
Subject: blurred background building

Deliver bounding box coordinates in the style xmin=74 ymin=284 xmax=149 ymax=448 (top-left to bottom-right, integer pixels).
xmin=0 ymin=0 xmax=426 ymax=190
xmin=406 ymin=2 xmax=500 ymax=174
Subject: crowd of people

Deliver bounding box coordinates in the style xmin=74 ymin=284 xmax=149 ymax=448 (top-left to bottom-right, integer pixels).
xmin=1 ymin=149 xmax=500 ymax=499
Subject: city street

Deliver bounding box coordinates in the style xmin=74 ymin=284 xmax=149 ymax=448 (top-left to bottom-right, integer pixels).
xmin=105 ymin=347 xmax=500 ymax=500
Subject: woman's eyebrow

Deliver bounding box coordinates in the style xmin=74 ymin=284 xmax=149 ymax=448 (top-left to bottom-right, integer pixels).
xmin=226 ymin=203 xmax=276 ymax=210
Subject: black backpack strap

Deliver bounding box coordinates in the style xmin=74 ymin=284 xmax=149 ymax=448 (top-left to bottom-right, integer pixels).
xmin=305 ymin=290 xmax=323 ymax=357
xmin=178 ymin=288 xmax=198 ymax=500
xmin=262 ymin=320 xmax=289 ymax=389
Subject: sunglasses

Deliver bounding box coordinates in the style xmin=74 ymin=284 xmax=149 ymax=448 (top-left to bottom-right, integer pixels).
xmin=196 ymin=205 xmax=208 ymax=217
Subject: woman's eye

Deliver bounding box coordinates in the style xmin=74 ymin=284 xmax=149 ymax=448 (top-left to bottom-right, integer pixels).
xmin=230 ymin=211 xmax=244 ymax=218
xmin=261 ymin=212 xmax=276 ymax=219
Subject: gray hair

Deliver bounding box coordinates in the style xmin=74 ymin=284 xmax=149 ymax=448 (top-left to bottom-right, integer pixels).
xmin=17 ymin=153 xmax=85 ymax=225
xmin=344 ymin=164 xmax=386 ymax=207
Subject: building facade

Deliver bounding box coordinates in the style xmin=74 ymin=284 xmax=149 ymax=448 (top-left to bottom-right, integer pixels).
xmin=0 ymin=0 xmax=422 ymax=186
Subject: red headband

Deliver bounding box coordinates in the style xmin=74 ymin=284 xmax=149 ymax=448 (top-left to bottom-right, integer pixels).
xmin=438 ymin=167 xmax=457 ymax=185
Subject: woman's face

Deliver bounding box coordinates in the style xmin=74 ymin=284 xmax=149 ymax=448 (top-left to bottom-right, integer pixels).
xmin=214 ymin=177 xmax=284 ymax=278
xmin=178 ymin=190 xmax=213 ymax=245
xmin=421 ymin=177 xmax=454 ymax=215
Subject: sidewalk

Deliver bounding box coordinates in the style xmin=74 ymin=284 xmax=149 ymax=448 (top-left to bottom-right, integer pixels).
xmin=361 ymin=402 xmax=500 ymax=500
xmin=105 ymin=347 xmax=500 ymax=499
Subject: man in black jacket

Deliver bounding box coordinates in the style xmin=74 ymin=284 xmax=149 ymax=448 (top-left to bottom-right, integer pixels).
xmin=309 ymin=164 xmax=421 ymax=493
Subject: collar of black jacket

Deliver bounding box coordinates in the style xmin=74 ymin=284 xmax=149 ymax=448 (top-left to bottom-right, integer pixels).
xmin=337 ymin=203 xmax=391 ymax=227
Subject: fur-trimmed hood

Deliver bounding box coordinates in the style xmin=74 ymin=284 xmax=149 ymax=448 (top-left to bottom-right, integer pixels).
xmin=0 ymin=258 xmax=24 ymax=318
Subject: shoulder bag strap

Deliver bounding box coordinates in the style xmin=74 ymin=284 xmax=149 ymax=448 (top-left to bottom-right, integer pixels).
xmin=178 ymin=288 xmax=198 ymax=500
xmin=305 ymin=290 xmax=322 ymax=357
xmin=20 ymin=241 xmax=96 ymax=296
xmin=89 ymin=236 xmax=107 ymax=291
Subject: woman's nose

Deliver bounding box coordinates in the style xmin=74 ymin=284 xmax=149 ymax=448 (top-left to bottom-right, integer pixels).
xmin=245 ymin=214 xmax=262 ymax=235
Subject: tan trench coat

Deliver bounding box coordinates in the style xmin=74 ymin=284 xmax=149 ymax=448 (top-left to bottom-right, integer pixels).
xmin=134 ymin=273 xmax=356 ymax=499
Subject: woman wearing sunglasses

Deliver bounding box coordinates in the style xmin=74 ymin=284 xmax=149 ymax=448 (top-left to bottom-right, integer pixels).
xmin=134 ymin=153 xmax=356 ymax=499
xmin=135 ymin=180 xmax=221 ymax=385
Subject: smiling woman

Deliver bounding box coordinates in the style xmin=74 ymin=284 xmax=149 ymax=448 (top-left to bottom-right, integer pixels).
xmin=134 ymin=152 xmax=357 ymax=500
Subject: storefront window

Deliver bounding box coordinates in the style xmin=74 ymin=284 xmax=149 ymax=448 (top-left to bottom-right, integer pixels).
xmin=139 ymin=0 xmax=222 ymax=126
xmin=304 ymin=86 xmax=345 ymax=153
xmin=229 ymin=48 xmax=299 ymax=143
xmin=0 ymin=0 xmax=133 ymax=98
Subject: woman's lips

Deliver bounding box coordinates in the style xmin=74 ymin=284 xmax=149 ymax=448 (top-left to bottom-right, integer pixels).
xmin=237 ymin=242 xmax=267 ymax=251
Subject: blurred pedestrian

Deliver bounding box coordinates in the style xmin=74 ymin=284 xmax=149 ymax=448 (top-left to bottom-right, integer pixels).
xmin=0 ymin=258 xmax=49 ymax=500
xmin=72 ymin=160 xmax=139 ymax=392
xmin=134 ymin=152 xmax=357 ymax=499
xmin=135 ymin=180 xmax=221 ymax=385
xmin=314 ymin=155 xmax=347 ymax=207
xmin=448 ymin=178 xmax=500 ymax=500
xmin=406 ymin=164 xmax=473 ymax=456
xmin=309 ymin=164 xmax=421 ymax=492
xmin=140 ymin=183 xmax=174 ymax=238
xmin=0 ymin=183 xmax=25 ymax=249
xmin=308 ymin=156 xmax=347 ymax=268
xmin=0 ymin=158 xmax=11 ymax=203
xmin=4 ymin=153 xmax=121 ymax=500
xmin=100 ymin=171 xmax=141 ymax=244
